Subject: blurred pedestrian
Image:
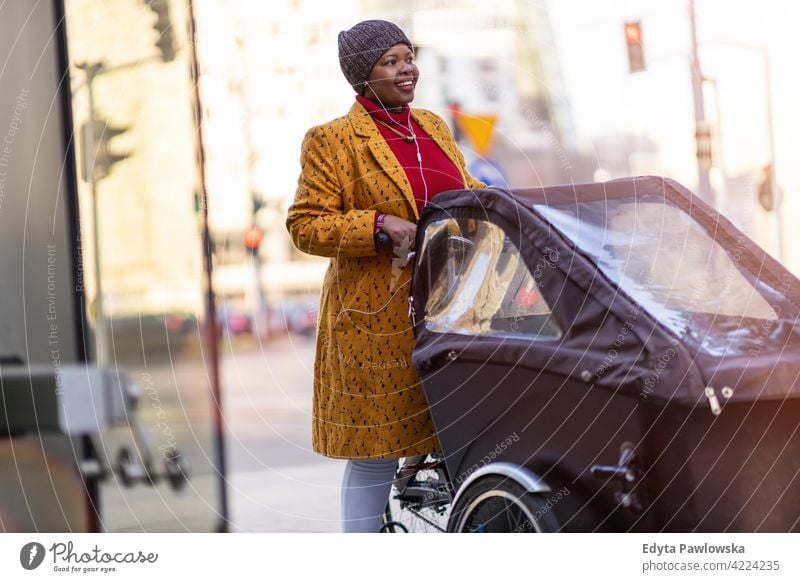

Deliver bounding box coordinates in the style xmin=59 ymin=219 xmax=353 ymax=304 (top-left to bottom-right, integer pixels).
xmin=286 ymin=19 xmax=485 ymax=532
xmin=757 ymin=164 xmax=782 ymax=212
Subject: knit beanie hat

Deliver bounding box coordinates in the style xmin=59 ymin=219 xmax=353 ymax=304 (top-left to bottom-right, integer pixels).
xmin=338 ymin=20 xmax=412 ymax=93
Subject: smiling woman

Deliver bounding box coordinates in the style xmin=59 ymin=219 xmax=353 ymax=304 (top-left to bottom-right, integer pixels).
xmin=286 ymin=19 xmax=485 ymax=533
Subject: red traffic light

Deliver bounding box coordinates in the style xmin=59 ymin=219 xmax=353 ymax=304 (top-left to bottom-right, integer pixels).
xmin=244 ymin=227 xmax=263 ymax=250
xmin=624 ymin=22 xmax=642 ymax=44
xmin=623 ymin=21 xmax=646 ymax=73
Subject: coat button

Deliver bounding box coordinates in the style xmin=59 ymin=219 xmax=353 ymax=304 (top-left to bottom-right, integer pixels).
xmin=447 ymin=351 xmax=457 ymax=362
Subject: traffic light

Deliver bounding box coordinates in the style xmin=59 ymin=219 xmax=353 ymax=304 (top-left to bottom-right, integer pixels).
xmin=80 ymin=117 xmax=131 ymax=181
xmin=244 ymin=226 xmax=263 ymax=256
xmin=145 ymin=0 xmax=175 ymax=62
xmin=624 ymin=21 xmax=646 ymax=73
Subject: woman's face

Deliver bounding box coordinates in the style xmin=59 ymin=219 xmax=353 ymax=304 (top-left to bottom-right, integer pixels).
xmin=363 ymin=44 xmax=418 ymax=110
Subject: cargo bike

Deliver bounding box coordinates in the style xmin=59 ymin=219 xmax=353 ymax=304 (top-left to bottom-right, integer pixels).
xmin=381 ymin=176 xmax=800 ymax=533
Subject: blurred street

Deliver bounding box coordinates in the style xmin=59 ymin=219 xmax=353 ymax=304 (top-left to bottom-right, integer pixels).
xmin=221 ymin=334 xmax=343 ymax=532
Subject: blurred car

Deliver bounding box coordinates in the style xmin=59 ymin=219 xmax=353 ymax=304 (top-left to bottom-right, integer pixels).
xmin=275 ymin=297 xmax=318 ymax=337
xmin=215 ymin=303 xmax=253 ymax=337
xmin=215 ymin=298 xmax=318 ymax=340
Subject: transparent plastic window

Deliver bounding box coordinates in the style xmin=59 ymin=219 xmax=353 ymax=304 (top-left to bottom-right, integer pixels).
xmin=536 ymin=195 xmax=782 ymax=356
xmin=419 ymin=218 xmax=562 ymax=340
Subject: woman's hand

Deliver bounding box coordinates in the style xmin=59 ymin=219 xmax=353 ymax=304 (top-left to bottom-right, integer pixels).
xmin=380 ymin=215 xmax=417 ymax=250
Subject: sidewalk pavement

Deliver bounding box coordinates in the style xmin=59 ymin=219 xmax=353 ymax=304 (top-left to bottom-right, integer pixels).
xmin=229 ymin=459 xmax=344 ymax=533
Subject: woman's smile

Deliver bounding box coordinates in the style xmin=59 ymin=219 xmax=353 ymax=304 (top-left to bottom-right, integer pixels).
xmin=395 ymin=78 xmax=415 ymax=93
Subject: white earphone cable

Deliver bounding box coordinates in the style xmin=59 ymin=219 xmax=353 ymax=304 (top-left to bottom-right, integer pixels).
xmin=335 ymin=277 xmax=412 ymax=323
xmin=365 ymin=81 xmax=429 ymax=206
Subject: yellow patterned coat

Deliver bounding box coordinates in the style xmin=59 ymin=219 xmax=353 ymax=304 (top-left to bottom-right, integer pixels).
xmin=287 ymin=100 xmax=485 ymax=459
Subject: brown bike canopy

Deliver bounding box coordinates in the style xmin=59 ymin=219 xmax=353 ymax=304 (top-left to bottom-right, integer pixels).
xmin=412 ymin=176 xmax=800 ymax=407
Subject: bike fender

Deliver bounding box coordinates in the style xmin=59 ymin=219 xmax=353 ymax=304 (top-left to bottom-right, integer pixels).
xmin=451 ymin=462 xmax=551 ymax=509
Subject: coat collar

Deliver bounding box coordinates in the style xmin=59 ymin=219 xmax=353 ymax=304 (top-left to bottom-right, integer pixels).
xmin=347 ymin=100 xmax=464 ymax=220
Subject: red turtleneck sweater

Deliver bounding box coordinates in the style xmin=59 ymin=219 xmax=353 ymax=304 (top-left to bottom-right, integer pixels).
xmin=356 ymin=96 xmax=464 ymax=224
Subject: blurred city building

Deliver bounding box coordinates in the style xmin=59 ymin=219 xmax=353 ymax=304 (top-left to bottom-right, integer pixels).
xmin=365 ymin=0 xmax=581 ymax=180
xmin=68 ymin=0 xmax=204 ymax=319
xmin=193 ymin=0 xmax=590 ymax=314
xmin=193 ymin=0 xmax=367 ymax=328
xmin=62 ymin=0 xmax=223 ymax=531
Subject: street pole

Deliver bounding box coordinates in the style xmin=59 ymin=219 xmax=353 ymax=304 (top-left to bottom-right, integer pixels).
xmin=703 ymin=77 xmax=728 ymax=214
xmin=187 ymin=0 xmax=230 ymax=532
xmin=701 ymin=40 xmax=784 ymax=263
xmin=762 ymin=48 xmax=785 ymax=262
xmin=232 ymin=26 xmax=267 ymax=335
xmin=77 ymin=62 xmax=109 ymax=368
xmin=688 ymin=0 xmax=714 ymax=207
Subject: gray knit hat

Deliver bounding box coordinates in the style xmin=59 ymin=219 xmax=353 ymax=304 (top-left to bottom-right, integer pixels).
xmin=338 ymin=20 xmax=413 ymax=93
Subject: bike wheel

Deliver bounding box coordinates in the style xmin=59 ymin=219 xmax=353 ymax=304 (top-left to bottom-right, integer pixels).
xmin=447 ymin=475 xmax=559 ymax=533
xmin=381 ymin=454 xmax=451 ymax=533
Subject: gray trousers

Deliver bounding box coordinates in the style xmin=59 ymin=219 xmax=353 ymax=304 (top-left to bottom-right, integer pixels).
xmin=341 ymin=458 xmax=398 ymax=533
